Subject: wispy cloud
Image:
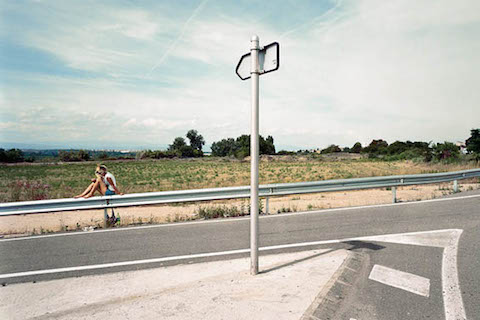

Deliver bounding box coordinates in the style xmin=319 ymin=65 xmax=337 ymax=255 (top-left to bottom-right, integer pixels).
xmin=146 ymin=0 xmax=209 ymax=77
xmin=1 ymin=0 xmax=479 ymax=150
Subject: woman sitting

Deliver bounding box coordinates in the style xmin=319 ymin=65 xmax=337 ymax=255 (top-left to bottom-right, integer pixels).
xmin=74 ymin=164 xmax=123 ymax=198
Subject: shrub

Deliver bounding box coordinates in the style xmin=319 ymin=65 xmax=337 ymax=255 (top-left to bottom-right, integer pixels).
xmin=8 ymin=181 xmax=50 ymax=201
xmin=433 ymin=142 xmax=460 ymax=161
xmin=0 ymin=148 xmax=24 ymax=163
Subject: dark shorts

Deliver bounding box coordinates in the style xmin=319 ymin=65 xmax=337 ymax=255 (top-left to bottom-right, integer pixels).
xmin=105 ymin=189 xmax=116 ymax=196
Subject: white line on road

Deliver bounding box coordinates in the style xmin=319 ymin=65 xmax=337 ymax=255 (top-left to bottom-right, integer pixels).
xmin=0 ymin=229 xmax=459 ymax=278
xmin=369 ymin=264 xmax=430 ymax=297
xmin=442 ymin=230 xmax=466 ymax=320
xmin=1 ymin=193 xmax=479 ymax=243
xmin=0 ymin=229 xmax=468 ymax=320
xmin=357 ymin=229 xmax=466 ymax=320
xmin=0 ymin=248 xmax=250 ymax=279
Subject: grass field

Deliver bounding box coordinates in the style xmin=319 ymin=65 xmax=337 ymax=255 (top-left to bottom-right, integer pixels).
xmin=0 ymin=156 xmax=478 ymax=203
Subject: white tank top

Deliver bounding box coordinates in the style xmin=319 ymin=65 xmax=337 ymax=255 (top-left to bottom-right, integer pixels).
xmin=104 ymin=172 xmax=117 ymax=191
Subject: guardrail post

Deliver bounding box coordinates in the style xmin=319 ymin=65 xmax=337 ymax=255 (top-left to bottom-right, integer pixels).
xmin=453 ymin=180 xmax=458 ymax=193
xmin=392 ymin=186 xmax=397 ymax=203
xmin=103 ymin=208 xmax=108 ymax=228
xmin=265 ymin=197 xmax=269 ymax=215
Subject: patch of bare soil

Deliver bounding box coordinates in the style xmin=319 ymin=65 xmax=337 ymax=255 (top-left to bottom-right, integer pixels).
xmin=1 ymin=182 xmax=478 ymax=237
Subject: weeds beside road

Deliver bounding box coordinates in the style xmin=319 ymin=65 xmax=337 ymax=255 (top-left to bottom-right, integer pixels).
xmin=1 ymin=157 xmax=478 ymax=203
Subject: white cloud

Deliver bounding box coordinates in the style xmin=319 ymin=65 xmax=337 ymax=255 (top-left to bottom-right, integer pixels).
xmin=2 ymin=0 xmax=479 ymax=150
xmin=259 ymin=0 xmax=480 ymax=147
xmin=11 ymin=3 xmax=175 ymax=74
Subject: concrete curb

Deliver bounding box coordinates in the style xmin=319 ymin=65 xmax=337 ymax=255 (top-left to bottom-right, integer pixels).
xmin=301 ymin=250 xmax=368 ymax=320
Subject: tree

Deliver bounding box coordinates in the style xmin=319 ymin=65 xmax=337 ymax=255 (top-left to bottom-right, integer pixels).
xmin=387 ymin=141 xmax=408 ymax=155
xmin=0 ymin=148 xmax=24 ymax=163
xmin=179 ymin=145 xmax=195 ymax=157
xmin=168 ymin=137 xmax=187 ymax=152
xmin=167 ymin=137 xmax=194 ymax=157
xmin=186 ymin=129 xmax=205 ymax=152
xmin=211 ymin=134 xmax=276 ymax=158
xmin=211 ymin=138 xmax=236 ymax=157
xmin=235 ymin=135 xmax=250 ymax=158
xmin=466 ymin=129 xmax=480 ymax=154
xmin=433 ymin=142 xmax=460 ymax=160
xmin=0 ymin=149 xmax=6 ymax=162
xmin=98 ymin=152 xmax=109 ymax=160
xmin=77 ymin=149 xmax=90 ymax=161
xmin=363 ymin=139 xmax=388 ymax=155
xmin=260 ymin=135 xmax=276 ymax=155
xmin=58 ymin=150 xmax=72 ymax=162
xmin=351 ymin=142 xmax=362 ymax=153
xmin=320 ymin=144 xmax=341 ymax=154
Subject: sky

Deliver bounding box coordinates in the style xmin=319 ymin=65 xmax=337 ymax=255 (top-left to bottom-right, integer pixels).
xmin=0 ymin=0 xmax=479 ymax=151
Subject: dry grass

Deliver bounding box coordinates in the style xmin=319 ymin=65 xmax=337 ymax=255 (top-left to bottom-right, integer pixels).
xmin=1 ymin=182 xmax=479 ymax=237
xmin=0 ymin=157 xmax=478 ymax=202
xmin=1 ymin=157 xmax=479 ymax=236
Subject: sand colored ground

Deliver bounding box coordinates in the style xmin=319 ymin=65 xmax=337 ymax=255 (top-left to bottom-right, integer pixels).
xmin=1 ymin=181 xmax=478 ymax=237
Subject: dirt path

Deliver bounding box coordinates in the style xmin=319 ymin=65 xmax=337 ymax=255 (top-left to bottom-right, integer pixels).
xmin=1 ymin=182 xmax=478 ymax=237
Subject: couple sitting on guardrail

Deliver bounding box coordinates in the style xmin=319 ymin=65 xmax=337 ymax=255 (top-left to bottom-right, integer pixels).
xmin=74 ymin=164 xmax=123 ymax=199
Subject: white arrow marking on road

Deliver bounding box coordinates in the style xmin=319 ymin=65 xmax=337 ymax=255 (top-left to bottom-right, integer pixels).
xmin=0 ymin=229 xmax=466 ymax=320
xmin=357 ymin=229 xmax=466 ymax=320
xmin=369 ymin=264 xmax=430 ymax=297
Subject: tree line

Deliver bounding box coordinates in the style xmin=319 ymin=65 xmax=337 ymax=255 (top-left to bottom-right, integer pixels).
xmin=315 ymin=129 xmax=480 ymax=162
xmin=138 ymin=130 xmax=276 ymax=160
xmin=1 ymin=128 xmax=479 ymax=163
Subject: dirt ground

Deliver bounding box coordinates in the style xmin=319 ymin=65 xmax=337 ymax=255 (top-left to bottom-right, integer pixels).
xmin=1 ymin=182 xmax=479 ymax=237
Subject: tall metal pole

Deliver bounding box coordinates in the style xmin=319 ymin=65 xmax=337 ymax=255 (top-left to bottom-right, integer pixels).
xmin=250 ymin=35 xmax=260 ymax=275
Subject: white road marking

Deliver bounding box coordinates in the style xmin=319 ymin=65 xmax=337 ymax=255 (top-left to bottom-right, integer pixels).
xmin=358 ymin=229 xmax=466 ymax=320
xmin=442 ymin=231 xmax=466 ymax=320
xmin=369 ymin=264 xmax=430 ymax=297
xmin=0 ymin=248 xmax=248 ymax=279
xmin=0 ymin=228 xmax=468 ymax=320
xmin=1 ymin=193 xmax=479 ymax=243
xmin=352 ymin=228 xmax=457 ymax=248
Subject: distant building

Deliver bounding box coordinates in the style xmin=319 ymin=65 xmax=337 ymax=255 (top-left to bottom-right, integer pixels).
xmin=456 ymin=141 xmax=467 ymax=154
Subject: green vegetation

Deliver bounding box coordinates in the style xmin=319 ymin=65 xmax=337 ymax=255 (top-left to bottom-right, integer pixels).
xmin=1 ymin=157 xmax=477 ymax=203
xmin=3 ymin=128 xmax=479 ymax=163
xmin=321 ymin=144 xmax=341 ymax=154
xmin=466 ymin=129 xmax=480 ymax=160
xmin=0 ymin=149 xmax=26 ymax=163
xmin=59 ymin=149 xmax=91 ymax=162
xmin=211 ymin=134 xmax=275 ymax=158
xmin=1 ymin=128 xmax=478 ymax=203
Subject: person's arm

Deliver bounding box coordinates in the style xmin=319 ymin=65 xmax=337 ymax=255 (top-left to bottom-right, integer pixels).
xmin=107 ymin=177 xmax=124 ymax=195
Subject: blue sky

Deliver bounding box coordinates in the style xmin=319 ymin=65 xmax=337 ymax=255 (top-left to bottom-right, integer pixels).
xmin=1 ymin=0 xmax=479 ymax=150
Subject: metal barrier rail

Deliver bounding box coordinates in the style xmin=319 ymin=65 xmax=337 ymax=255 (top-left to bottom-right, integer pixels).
xmin=1 ymin=168 xmax=479 ymax=216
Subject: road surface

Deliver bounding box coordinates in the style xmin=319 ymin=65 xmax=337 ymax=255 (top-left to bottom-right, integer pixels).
xmin=1 ymin=190 xmax=479 ymax=319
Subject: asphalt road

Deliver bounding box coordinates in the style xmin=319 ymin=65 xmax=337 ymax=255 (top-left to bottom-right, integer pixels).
xmin=1 ymin=190 xmax=479 ymax=319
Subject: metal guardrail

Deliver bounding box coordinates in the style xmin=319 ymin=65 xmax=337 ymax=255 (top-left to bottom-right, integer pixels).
xmin=1 ymin=169 xmax=479 ymax=216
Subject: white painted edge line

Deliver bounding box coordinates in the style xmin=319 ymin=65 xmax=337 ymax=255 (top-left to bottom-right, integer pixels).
xmin=442 ymin=230 xmax=466 ymax=320
xmin=0 ymin=248 xmax=249 ymax=279
xmin=1 ymin=193 xmax=478 ymax=243
xmin=0 ymin=228 xmax=459 ymax=280
xmin=369 ymin=264 xmax=430 ymax=297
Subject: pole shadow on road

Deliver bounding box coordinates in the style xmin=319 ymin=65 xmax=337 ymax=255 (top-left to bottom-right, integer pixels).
xmin=260 ymin=241 xmax=385 ymax=274
xmin=343 ymin=241 xmax=385 ymax=252
xmin=260 ymin=249 xmax=336 ymax=274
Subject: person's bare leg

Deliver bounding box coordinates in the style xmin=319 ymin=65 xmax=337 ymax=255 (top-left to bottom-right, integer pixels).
xmin=83 ymin=179 xmax=100 ymax=198
xmin=74 ymin=183 xmax=94 ymax=198
xmin=84 ymin=177 xmax=107 ymax=198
